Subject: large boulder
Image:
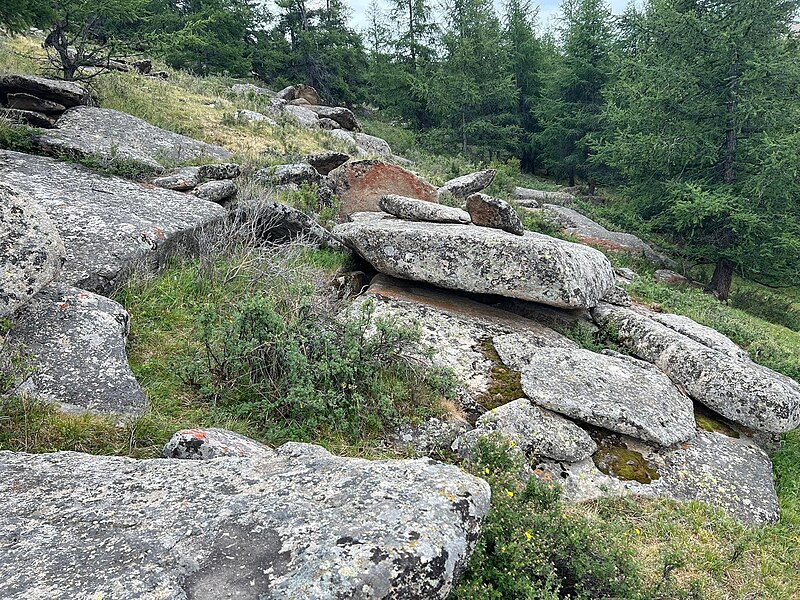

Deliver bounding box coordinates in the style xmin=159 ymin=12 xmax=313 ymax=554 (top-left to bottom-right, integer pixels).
xmin=230 ymin=197 xmax=342 ymax=249
xmin=35 ymin=106 xmax=231 ymax=172
xmin=518 ymin=348 xmax=696 ymax=446
xmin=0 ymin=184 xmax=65 ymax=318
xmin=0 ymin=150 xmax=226 ymax=294
xmin=311 ymin=106 xmax=360 ymax=131
xmin=277 ymin=84 xmax=323 ymax=105
xmin=304 ymin=151 xmax=349 ymax=175
xmin=353 ymin=275 xmax=575 ymax=410
xmin=453 ymin=398 xmax=597 ymax=462
xmin=537 ymin=430 xmax=779 ymax=525
xmin=592 ymin=303 xmax=800 ymax=434
xmin=541 ymin=204 xmax=673 ymax=267
xmin=8 ymin=284 xmax=147 ymax=415
xmin=438 ymin=170 xmax=496 ymax=200
xmin=284 ymin=104 xmax=319 ymax=128
xmin=466 ymin=193 xmax=524 ymax=236
xmin=334 ymin=214 xmax=616 ymax=308
xmin=379 ymin=194 xmax=471 ymax=224
xmin=257 ymin=163 xmax=322 ymax=187
xmin=354 ymin=132 xmax=392 ymax=155
xmin=329 ymin=160 xmax=439 ymax=217
xmin=0 ymin=445 xmax=490 ymax=599
xmin=191 ymin=179 xmax=237 ymax=204
xmin=0 ymin=74 xmax=93 ymax=108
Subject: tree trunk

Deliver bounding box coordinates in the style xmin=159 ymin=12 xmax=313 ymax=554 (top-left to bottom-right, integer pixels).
xmin=461 ymin=110 xmax=467 ymax=154
xmin=569 ymin=167 xmax=576 ymax=187
xmin=705 ymin=257 xmax=734 ymax=301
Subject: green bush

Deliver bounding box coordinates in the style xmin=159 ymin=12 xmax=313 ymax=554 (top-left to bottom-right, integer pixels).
xmin=730 ymin=288 xmax=800 ymax=332
xmin=0 ymin=119 xmax=36 ymax=153
xmin=180 ymin=296 xmax=444 ymax=443
xmin=452 ymin=437 xmax=646 ymax=600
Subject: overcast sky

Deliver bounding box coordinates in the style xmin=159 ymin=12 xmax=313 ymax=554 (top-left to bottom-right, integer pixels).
xmin=345 ymin=0 xmax=635 ymax=32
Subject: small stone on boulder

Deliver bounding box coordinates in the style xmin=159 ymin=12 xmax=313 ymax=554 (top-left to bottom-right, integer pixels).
xmin=466 ymin=193 xmax=524 ymax=235
xmin=438 ymin=169 xmax=496 ymax=200
xmin=191 ymin=179 xmax=237 ymax=203
xmin=379 ymin=194 xmax=470 ymax=224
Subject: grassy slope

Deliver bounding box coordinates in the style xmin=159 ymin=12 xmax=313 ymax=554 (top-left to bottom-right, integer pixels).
xmin=2 ymin=33 xmax=800 ymax=598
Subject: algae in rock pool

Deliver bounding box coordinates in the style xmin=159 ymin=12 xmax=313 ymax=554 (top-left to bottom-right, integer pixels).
xmin=593 ymin=446 xmax=660 ymax=484
xmin=477 ymin=338 xmax=524 ymax=410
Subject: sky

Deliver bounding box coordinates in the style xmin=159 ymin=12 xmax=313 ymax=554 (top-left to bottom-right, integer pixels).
xmin=345 ymin=0 xmax=634 ymax=32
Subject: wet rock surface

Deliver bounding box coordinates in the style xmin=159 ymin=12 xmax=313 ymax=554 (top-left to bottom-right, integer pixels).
xmin=0 ymin=184 xmax=65 ymax=317
xmin=0 ymin=445 xmax=490 ymax=599
xmin=335 ymin=214 xmax=616 ymax=308
xmin=592 ymin=303 xmax=800 ymax=434
xmin=8 ymin=283 xmax=147 ymax=415
xmin=0 ymin=149 xmax=226 ymax=294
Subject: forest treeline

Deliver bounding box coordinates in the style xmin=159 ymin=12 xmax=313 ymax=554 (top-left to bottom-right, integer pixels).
xmin=2 ymin=0 xmax=800 ymax=296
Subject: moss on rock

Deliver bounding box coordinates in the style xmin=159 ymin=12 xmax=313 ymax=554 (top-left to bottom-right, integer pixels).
xmin=593 ymin=446 xmax=660 ymax=484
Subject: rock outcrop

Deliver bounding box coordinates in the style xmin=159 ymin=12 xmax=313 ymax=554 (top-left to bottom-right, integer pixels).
xmin=0 ymin=446 xmax=490 ymax=599
xmin=0 ymin=74 xmax=93 ymax=108
xmin=514 ymin=187 xmax=574 ymax=206
xmin=438 ymin=170 xmax=495 ymax=200
xmin=592 ymin=303 xmax=800 ymax=434
xmin=8 ymin=284 xmax=147 ymax=415
xmin=35 ymin=106 xmax=231 ymax=172
xmin=0 ymin=184 xmax=65 ymax=317
xmin=311 ymin=106 xmax=360 ymax=131
xmin=0 ymin=150 xmax=226 ymax=294
xmin=518 ymin=347 xmax=696 ymax=446
xmin=304 ymin=151 xmax=349 ymax=175
xmin=329 ymin=160 xmax=439 ymax=217
xmin=335 ymin=214 xmax=616 ymax=308
xmin=379 ymin=194 xmax=471 ymax=224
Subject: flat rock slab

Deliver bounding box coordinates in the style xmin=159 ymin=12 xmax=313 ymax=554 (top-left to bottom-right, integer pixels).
xmin=592 ymin=303 xmax=800 ymax=434
xmin=0 ymin=445 xmax=490 ymax=599
xmin=334 ymin=214 xmax=616 ymax=308
xmin=0 ymin=150 xmax=226 ymax=294
xmin=0 ymin=74 xmax=93 ymax=107
xmin=454 ymin=398 xmax=596 ymax=462
xmin=330 ymin=160 xmax=438 ymax=217
xmin=379 ymin=194 xmax=471 ymax=224
xmin=537 ymin=431 xmax=779 ymax=525
xmin=0 ymin=184 xmax=65 ymax=318
xmin=519 ymin=347 xmax=696 ymax=446
xmin=514 ymin=187 xmax=574 ymax=206
xmin=354 ymin=275 xmax=574 ymax=407
xmin=36 ymin=106 xmax=231 ymax=172
xmin=8 ymin=284 xmax=147 ymax=415
xmin=438 ymin=170 xmax=495 ymax=200
xmin=542 ymin=204 xmax=672 ymax=267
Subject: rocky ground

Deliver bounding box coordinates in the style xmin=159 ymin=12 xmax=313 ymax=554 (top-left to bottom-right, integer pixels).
xmin=2 ymin=73 xmax=800 ymax=598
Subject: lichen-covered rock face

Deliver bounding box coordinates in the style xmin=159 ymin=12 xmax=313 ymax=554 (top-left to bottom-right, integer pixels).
xmin=465 ymin=193 xmax=524 ymax=236
xmin=518 ymin=347 xmax=696 ymax=446
xmin=237 ymin=108 xmax=278 ymax=125
xmin=284 ymin=103 xmax=320 ymax=128
xmin=257 ymin=162 xmax=322 ymax=186
xmin=0 ymin=74 xmax=93 ymax=108
xmin=649 ymin=312 xmax=749 ymax=360
xmin=311 ymin=106 xmax=360 ymax=131
xmin=354 ymin=275 xmax=574 ymax=407
xmin=152 ymin=166 xmax=201 ymax=191
xmin=0 ymin=150 xmax=226 ymax=295
xmin=537 ymin=430 xmax=779 ymax=525
xmin=394 ymin=417 xmax=472 ymax=457
xmin=354 ymin=132 xmax=392 ymax=155
xmin=334 ymin=214 xmax=616 ymax=308
xmin=8 ymin=284 xmax=147 ymax=415
xmin=0 ymin=184 xmax=65 ymax=318
xmin=304 ymin=151 xmax=350 ymax=175
xmin=379 ymin=194 xmax=471 ymax=224
xmin=0 ymin=445 xmax=490 ymax=599
xmin=162 ymin=428 xmax=275 ymax=460
xmin=35 ymin=106 xmax=231 ymax=172
xmin=438 ymin=169 xmax=496 ymax=200
xmin=592 ymin=303 xmax=800 ymax=434
xmin=330 ymin=160 xmax=439 ymax=217
xmin=454 ymin=399 xmax=597 ymax=462
xmin=514 ymin=187 xmax=574 ymax=206
xmin=198 ymin=163 xmax=241 ymax=181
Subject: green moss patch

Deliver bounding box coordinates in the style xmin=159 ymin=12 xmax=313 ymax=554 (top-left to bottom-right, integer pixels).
xmin=477 ymin=338 xmax=524 ymax=410
xmin=593 ymin=446 xmax=660 ymax=484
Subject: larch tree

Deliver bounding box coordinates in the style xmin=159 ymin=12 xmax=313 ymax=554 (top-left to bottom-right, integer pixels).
xmin=597 ymin=0 xmax=800 ymax=299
